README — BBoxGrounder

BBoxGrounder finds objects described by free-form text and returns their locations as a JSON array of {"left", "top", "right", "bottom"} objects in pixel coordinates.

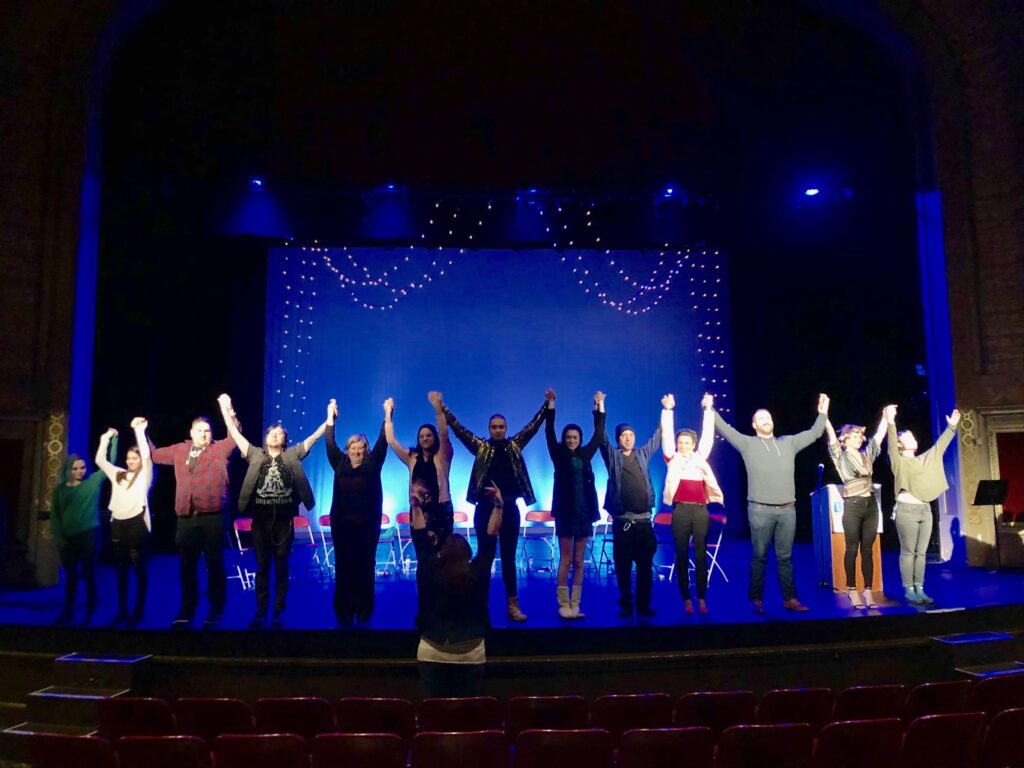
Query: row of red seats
[
  {"left": 93, "top": 676, "right": 1024, "bottom": 744},
  {"left": 30, "top": 709, "right": 1024, "bottom": 768}
]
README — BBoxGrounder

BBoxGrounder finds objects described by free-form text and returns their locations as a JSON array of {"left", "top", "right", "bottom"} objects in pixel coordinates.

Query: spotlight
[
  {"left": 385, "top": 183, "right": 396, "bottom": 190},
  {"left": 804, "top": 188, "right": 820, "bottom": 197},
  {"left": 250, "top": 177, "right": 264, "bottom": 189},
  {"left": 664, "top": 186, "right": 674, "bottom": 197}
]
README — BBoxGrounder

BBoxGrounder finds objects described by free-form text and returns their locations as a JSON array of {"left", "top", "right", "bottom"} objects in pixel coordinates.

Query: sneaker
[
  {"left": 904, "top": 586, "right": 922, "bottom": 604},
  {"left": 751, "top": 600, "right": 765, "bottom": 615},
  {"left": 783, "top": 598, "right": 810, "bottom": 612},
  {"left": 915, "top": 587, "right": 934, "bottom": 604}
]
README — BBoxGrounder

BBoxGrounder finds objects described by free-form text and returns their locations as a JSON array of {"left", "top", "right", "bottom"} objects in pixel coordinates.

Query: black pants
[
  {"left": 419, "top": 661, "right": 484, "bottom": 698},
  {"left": 842, "top": 495, "right": 879, "bottom": 589},
  {"left": 334, "top": 516, "right": 379, "bottom": 622},
  {"left": 672, "top": 502, "right": 709, "bottom": 600},
  {"left": 175, "top": 512, "right": 227, "bottom": 619},
  {"left": 474, "top": 497, "right": 521, "bottom": 598},
  {"left": 612, "top": 518, "right": 657, "bottom": 609},
  {"left": 251, "top": 509, "right": 295, "bottom": 615},
  {"left": 59, "top": 528, "right": 97, "bottom": 619},
  {"left": 111, "top": 513, "right": 149, "bottom": 619}
]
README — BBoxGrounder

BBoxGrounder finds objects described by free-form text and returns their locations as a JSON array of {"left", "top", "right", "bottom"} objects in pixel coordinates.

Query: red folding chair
[
  {"left": 618, "top": 727, "right": 714, "bottom": 768},
  {"left": 174, "top": 697, "right": 254, "bottom": 743},
  {"left": 812, "top": 718, "right": 903, "bottom": 768},
  {"left": 417, "top": 696, "right": 503, "bottom": 732},
  {"left": 515, "top": 728, "right": 613, "bottom": 768},
  {"left": 116, "top": 734, "right": 212, "bottom": 768},
  {"left": 30, "top": 734, "right": 117, "bottom": 768},
  {"left": 832, "top": 684, "right": 907, "bottom": 721},
  {"left": 335, "top": 697, "right": 415, "bottom": 744},
  {"left": 519, "top": 510, "right": 556, "bottom": 572},
  {"left": 901, "top": 712, "right": 986, "bottom": 768},
  {"left": 902, "top": 680, "right": 971, "bottom": 723},
  {"left": 377, "top": 512, "right": 398, "bottom": 575},
  {"left": 254, "top": 696, "right": 335, "bottom": 741},
  {"left": 410, "top": 730, "right": 507, "bottom": 768},
  {"left": 674, "top": 690, "right": 757, "bottom": 734},
  {"left": 311, "top": 732, "right": 406, "bottom": 768},
  {"left": 590, "top": 693, "right": 674, "bottom": 740},
  {"left": 213, "top": 733, "right": 308, "bottom": 768},
  {"left": 717, "top": 723, "right": 814, "bottom": 768},
  {"left": 394, "top": 512, "right": 416, "bottom": 571},
  {"left": 96, "top": 696, "right": 176, "bottom": 741},
  {"left": 967, "top": 673, "right": 1024, "bottom": 720},
  {"left": 229, "top": 517, "right": 255, "bottom": 589},
  {"left": 756, "top": 687, "right": 833, "bottom": 734},
  {"left": 982, "top": 706, "right": 1024, "bottom": 768},
  {"left": 506, "top": 695, "right": 588, "bottom": 738},
  {"left": 318, "top": 514, "right": 334, "bottom": 579}
]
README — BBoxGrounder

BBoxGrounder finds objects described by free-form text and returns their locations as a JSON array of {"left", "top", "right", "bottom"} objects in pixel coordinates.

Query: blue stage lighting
[
  {"left": 250, "top": 177, "right": 264, "bottom": 189},
  {"left": 804, "top": 188, "right": 820, "bottom": 197},
  {"left": 385, "top": 183, "right": 396, "bottom": 190},
  {"left": 664, "top": 186, "right": 674, "bottom": 197}
]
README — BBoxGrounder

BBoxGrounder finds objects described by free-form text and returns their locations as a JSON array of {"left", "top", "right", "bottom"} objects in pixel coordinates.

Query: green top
[
  {"left": 887, "top": 421, "right": 956, "bottom": 503},
  {"left": 50, "top": 472, "right": 105, "bottom": 544}
]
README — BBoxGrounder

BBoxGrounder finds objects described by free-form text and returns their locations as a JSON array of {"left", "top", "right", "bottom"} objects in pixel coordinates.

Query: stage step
[
  {"left": 53, "top": 651, "right": 152, "bottom": 690},
  {"left": 929, "top": 630, "right": 1022, "bottom": 668},
  {"left": 25, "top": 685, "right": 129, "bottom": 728},
  {"left": 955, "top": 661, "right": 1024, "bottom": 679},
  {"left": 0, "top": 721, "right": 98, "bottom": 764}
]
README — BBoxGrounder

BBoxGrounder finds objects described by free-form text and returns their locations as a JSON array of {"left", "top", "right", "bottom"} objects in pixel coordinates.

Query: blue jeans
[{"left": 748, "top": 502, "right": 796, "bottom": 601}]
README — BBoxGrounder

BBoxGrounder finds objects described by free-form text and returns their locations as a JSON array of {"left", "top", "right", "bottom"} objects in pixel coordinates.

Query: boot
[
  {"left": 507, "top": 596, "right": 527, "bottom": 622},
  {"left": 569, "top": 585, "right": 585, "bottom": 619},
  {"left": 556, "top": 586, "right": 574, "bottom": 619}
]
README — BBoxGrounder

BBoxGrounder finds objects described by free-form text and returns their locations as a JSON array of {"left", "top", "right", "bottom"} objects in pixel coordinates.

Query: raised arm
[
  {"left": 95, "top": 428, "right": 120, "bottom": 482},
  {"left": 866, "top": 413, "right": 887, "bottom": 462},
  {"left": 511, "top": 392, "right": 552, "bottom": 449},
  {"left": 130, "top": 419, "right": 152, "bottom": 467},
  {"left": 217, "top": 393, "right": 250, "bottom": 457},
  {"left": 581, "top": 393, "right": 607, "bottom": 460},
  {"left": 148, "top": 433, "right": 176, "bottom": 465},
  {"left": 935, "top": 409, "right": 961, "bottom": 455},
  {"left": 370, "top": 416, "right": 389, "bottom": 467},
  {"left": 884, "top": 405, "right": 900, "bottom": 464},
  {"left": 697, "top": 393, "right": 716, "bottom": 459},
  {"left": 383, "top": 398, "right": 414, "bottom": 466},
  {"left": 661, "top": 394, "right": 676, "bottom": 459},
  {"left": 544, "top": 402, "right": 559, "bottom": 461},
  {"left": 300, "top": 420, "right": 328, "bottom": 455},
  {"left": 325, "top": 399, "right": 343, "bottom": 469},
  {"left": 789, "top": 394, "right": 829, "bottom": 452},
  {"left": 713, "top": 410, "right": 746, "bottom": 450},
  {"left": 440, "top": 399, "right": 485, "bottom": 454},
  {"left": 428, "top": 391, "right": 455, "bottom": 464}
]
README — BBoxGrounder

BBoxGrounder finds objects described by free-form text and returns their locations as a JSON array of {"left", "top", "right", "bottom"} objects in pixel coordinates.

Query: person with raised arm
[
  {"left": 218, "top": 394, "right": 327, "bottom": 628},
  {"left": 824, "top": 412, "right": 888, "bottom": 609},
  {"left": 545, "top": 390, "right": 607, "bottom": 619},
  {"left": 662, "top": 393, "right": 723, "bottom": 615},
  {"left": 383, "top": 392, "right": 455, "bottom": 545},
  {"left": 438, "top": 392, "right": 548, "bottom": 622},
  {"left": 411, "top": 479, "right": 504, "bottom": 697},
  {"left": 95, "top": 418, "right": 153, "bottom": 627},
  {"left": 884, "top": 404, "right": 960, "bottom": 605},
  {"left": 325, "top": 397, "right": 389, "bottom": 625},
  {"left": 148, "top": 407, "right": 237, "bottom": 628},
  {"left": 599, "top": 394, "right": 664, "bottom": 618},
  {"left": 713, "top": 394, "right": 829, "bottom": 613},
  {"left": 50, "top": 441, "right": 111, "bottom": 625}
]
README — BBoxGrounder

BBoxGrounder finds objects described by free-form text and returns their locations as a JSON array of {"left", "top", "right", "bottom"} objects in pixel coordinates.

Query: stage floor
[{"left": 2, "top": 536, "right": 1022, "bottom": 636}]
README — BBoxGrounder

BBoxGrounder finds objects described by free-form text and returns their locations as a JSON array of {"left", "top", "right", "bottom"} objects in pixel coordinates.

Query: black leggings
[
  {"left": 672, "top": 502, "right": 709, "bottom": 599},
  {"left": 474, "top": 498, "right": 521, "bottom": 598},
  {"left": 842, "top": 495, "right": 878, "bottom": 589},
  {"left": 333, "top": 516, "right": 379, "bottom": 621},
  {"left": 59, "top": 528, "right": 97, "bottom": 619},
  {"left": 111, "top": 513, "right": 149, "bottom": 619}
]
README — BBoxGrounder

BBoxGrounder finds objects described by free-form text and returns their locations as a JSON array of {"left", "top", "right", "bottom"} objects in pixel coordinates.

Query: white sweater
[
  {"left": 661, "top": 408, "right": 724, "bottom": 507},
  {"left": 96, "top": 425, "right": 154, "bottom": 531}
]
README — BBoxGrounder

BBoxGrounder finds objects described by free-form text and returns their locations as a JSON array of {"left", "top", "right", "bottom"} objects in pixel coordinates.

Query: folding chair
[
  {"left": 293, "top": 513, "right": 321, "bottom": 578},
  {"left": 394, "top": 511, "right": 416, "bottom": 573},
  {"left": 592, "top": 512, "right": 615, "bottom": 575},
  {"left": 519, "top": 510, "right": 556, "bottom": 572},
  {"left": 229, "top": 517, "right": 255, "bottom": 590},
  {"left": 653, "top": 511, "right": 676, "bottom": 580},
  {"left": 376, "top": 513, "right": 398, "bottom": 576},
  {"left": 317, "top": 514, "right": 334, "bottom": 580},
  {"left": 705, "top": 511, "right": 729, "bottom": 584}
]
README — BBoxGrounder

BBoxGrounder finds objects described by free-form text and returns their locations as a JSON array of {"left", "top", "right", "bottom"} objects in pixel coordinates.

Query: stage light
[
  {"left": 250, "top": 177, "right": 264, "bottom": 189},
  {"left": 804, "top": 188, "right": 820, "bottom": 196},
  {"left": 664, "top": 186, "right": 674, "bottom": 197}
]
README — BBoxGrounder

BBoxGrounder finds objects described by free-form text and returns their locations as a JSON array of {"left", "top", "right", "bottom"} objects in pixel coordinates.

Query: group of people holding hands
[{"left": 49, "top": 387, "right": 959, "bottom": 637}]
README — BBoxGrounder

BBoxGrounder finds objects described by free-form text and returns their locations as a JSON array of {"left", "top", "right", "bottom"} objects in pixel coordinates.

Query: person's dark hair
[
  {"left": 561, "top": 423, "right": 584, "bottom": 444},
  {"left": 263, "top": 422, "right": 289, "bottom": 449},
  {"left": 488, "top": 414, "right": 507, "bottom": 425},
  {"left": 675, "top": 428, "right": 698, "bottom": 444},
  {"left": 438, "top": 533, "right": 473, "bottom": 591},
  {"left": 411, "top": 423, "right": 440, "bottom": 460},
  {"left": 116, "top": 446, "right": 143, "bottom": 484}
]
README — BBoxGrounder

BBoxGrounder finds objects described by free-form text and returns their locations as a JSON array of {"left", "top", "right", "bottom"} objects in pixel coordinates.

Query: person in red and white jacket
[{"left": 661, "top": 393, "right": 723, "bottom": 615}]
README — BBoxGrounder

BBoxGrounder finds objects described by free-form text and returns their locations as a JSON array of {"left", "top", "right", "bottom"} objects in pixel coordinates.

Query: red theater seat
[
  {"left": 902, "top": 680, "right": 971, "bottom": 723},
  {"left": 311, "top": 732, "right": 407, "bottom": 768},
  {"left": 335, "top": 697, "right": 415, "bottom": 743},
  {"left": 812, "top": 718, "right": 903, "bottom": 768},
  {"left": 417, "top": 696, "right": 503, "bottom": 732},
  {"left": 96, "top": 695, "right": 176, "bottom": 741},
  {"left": 618, "top": 726, "right": 714, "bottom": 768},
  {"left": 174, "top": 697, "right": 254, "bottom": 742},
  {"left": 116, "top": 734, "right": 212, "bottom": 768},
  {"left": 756, "top": 687, "right": 833, "bottom": 733},
  {"left": 30, "top": 734, "right": 117, "bottom": 768},
  {"left": 674, "top": 690, "right": 757, "bottom": 734},
  {"left": 506, "top": 695, "right": 589, "bottom": 737},
  {"left": 832, "top": 684, "right": 906, "bottom": 721},
  {"left": 717, "top": 723, "right": 814, "bottom": 768},
  {"left": 410, "top": 729, "right": 507, "bottom": 768},
  {"left": 901, "top": 712, "right": 986, "bottom": 768},
  {"left": 515, "top": 728, "right": 614, "bottom": 768},
  {"left": 254, "top": 696, "right": 335, "bottom": 741},
  {"left": 982, "top": 707, "right": 1024, "bottom": 768},
  {"left": 213, "top": 733, "right": 308, "bottom": 768},
  {"left": 590, "top": 693, "right": 674, "bottom": 740},
  {"left": 967, "top": 673, "right": 1024, "bottom": 719}
]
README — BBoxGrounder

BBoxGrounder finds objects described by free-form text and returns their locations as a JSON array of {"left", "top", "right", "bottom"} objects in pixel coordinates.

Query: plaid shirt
[{"left": 150, "top": 437, "right": 236, "bottom": 516}]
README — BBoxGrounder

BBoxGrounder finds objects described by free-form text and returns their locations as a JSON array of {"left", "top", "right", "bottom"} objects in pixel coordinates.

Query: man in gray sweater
[{"left": 714, "top": 394, "right": 829, "bottom": 613}]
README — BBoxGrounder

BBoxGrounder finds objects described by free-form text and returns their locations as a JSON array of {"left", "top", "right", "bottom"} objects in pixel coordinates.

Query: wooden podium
[{"left": 811, "top": 484, "right": 884, "bottom": 592}]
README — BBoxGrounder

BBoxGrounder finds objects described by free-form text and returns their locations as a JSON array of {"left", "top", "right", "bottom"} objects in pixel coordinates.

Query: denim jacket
[{"left": 443, "top": 402, "right": 547, "bottom": 505}]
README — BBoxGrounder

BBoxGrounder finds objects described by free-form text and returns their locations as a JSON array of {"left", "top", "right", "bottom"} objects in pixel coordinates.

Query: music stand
[{"left": 973, "top": 480, "right": 1009, "bottom": 570}]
